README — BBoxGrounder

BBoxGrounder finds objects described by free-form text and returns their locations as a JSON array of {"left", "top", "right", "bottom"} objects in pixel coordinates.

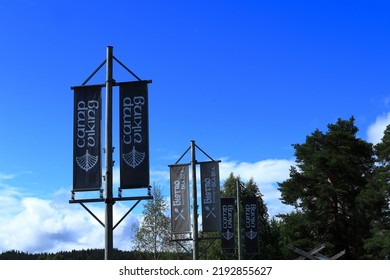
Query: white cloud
[
  {"left": 219, "top": 158, "right": 294, "bottom": 184},
  {"left": 0, "top": 187, "right": 138, "bottom": 254},
  {"left": 219, "top": 159, "right": 295, "bottom": 217},
  {"left": 0, "top": 172, "right": 16, "bottom": 180},
  {"left": 367, "top": 112, "right": 390, "bottom": 144},
  {"left": 151, "top": 169, "right": 170, "bottom": 184},
  {"left": 0, "top": 180, "right": 25, "bottom": 217}
]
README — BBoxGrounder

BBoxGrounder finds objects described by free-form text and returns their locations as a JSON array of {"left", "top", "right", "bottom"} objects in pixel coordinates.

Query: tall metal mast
[
  {"left": 237, "top": 180, "right": 242, "bottom": 260},
  {"left": 105, "top": 46, "right": 114, "bottom": 260},
  {"left": 191, "top": 140, "right": 199, "bottom": 260}
]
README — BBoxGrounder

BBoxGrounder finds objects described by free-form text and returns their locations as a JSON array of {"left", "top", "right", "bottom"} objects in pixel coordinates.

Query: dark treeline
[{"left": 0, "top": 249, "right": 191, "bottom": 260}]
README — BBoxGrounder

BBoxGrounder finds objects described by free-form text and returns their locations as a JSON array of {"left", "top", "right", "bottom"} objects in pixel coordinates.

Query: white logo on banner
[
  {"left": 246, "top": 229, "right": 258, "bottom": 240},
  {"left": 222, "top": 203, "right": 234, "bottom": 240},
  {"left": 122, "top": 95, "right": 146, "bottom": 169},
  {"left": 245, "top": 203, "right": 257, "bottom": 240},
  {"left": 76, "top": 150, "right": 98, "bottom": 172},
  {"left": 205, "top": 205, "right": 216, "bottom": 219},
  {"left": 122, "top": 146, "right": 145, "bottom": 168},
  {"left": 222, "top": 230, "right": 234, "bottom": 240},
  {"left": 174, "top": 208, "right": 186, "bottom": 221},
  {"left": 75, "top": 98, "right": 99, "bottom": 173}
]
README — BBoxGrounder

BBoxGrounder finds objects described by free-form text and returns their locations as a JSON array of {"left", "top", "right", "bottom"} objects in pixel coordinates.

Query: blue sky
[{"left": 1, "top": 0, "right": 390, "bottom": 253}]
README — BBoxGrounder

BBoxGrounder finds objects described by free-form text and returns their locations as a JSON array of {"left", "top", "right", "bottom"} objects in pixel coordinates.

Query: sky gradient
[{"left": 1, "top": 0, "right": 390, "bottom": 253}]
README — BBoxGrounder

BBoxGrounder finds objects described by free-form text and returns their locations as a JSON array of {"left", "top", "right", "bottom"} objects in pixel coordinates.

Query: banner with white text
[
  {"left": 119, "top": 81, "right": 150, "bottom": 189},
  {"left": 243, "top": 196, "right": 259, "bottom": 251},
  {"left": 169, "top": 164, "right": 191, "bottom": 234},
  {"left": 200, "top": 161, "right": 221, "bottom": 232},
  {"left": 220, "top": 197, "right": 235, "bottom": 249},
  {"left": 73, "top": 86, "right": 102, "bottom": 191}
]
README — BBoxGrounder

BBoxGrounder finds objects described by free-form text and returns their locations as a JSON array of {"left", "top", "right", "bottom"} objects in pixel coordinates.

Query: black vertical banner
[
  {"left": 243, "top": 197, "right": 259, "bottom": 251},
  {"left": 200, "top": 161, "right": 221, "bottom": 232},
  {"left": 119, "top": 81, "right": 150, "bottom": 189},
  {"left": 73, "top": 86, "right": 102, "bottom": 191},
  {"left": 221, "top": 197, "right": 235, "bottom": 249},
  {"left": 170, "top": 164, "right": 191, "bottom": 234}
]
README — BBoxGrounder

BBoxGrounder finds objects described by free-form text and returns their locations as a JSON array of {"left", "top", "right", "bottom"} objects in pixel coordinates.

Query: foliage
[
  {"left": 362, "top": 124, "right": 390, "bottom": 259},
  {"left": 278, "top": 117, "right": 378, "bottom": 259},
  {"left": 131, "top": 185, "right": 172, "bottom": 259}
]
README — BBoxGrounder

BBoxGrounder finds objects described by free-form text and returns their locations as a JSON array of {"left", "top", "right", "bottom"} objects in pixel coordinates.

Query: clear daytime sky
[{"left": 1, "top": 0, "right": 390, "bottom": 253}]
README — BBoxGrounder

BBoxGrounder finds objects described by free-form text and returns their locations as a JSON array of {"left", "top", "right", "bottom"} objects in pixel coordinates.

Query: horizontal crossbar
[{"left": 69, "top": 195, "right": 153, "bottom": 204}]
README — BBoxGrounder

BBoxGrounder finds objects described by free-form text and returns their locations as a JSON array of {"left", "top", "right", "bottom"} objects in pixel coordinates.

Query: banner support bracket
[
  {"left": 80, "top": 202, "right": 105, "bottom": 228},
  {"left": 113, "top": 199, "right": 141, "bottom": 230},
  {"left": 82, "top": 59, "right": 106, "bottom": 86}
]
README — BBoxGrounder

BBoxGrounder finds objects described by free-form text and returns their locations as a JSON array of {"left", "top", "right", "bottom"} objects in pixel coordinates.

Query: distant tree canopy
[{"left": 0, "top": 249, "right": 190, "bottom": 260}]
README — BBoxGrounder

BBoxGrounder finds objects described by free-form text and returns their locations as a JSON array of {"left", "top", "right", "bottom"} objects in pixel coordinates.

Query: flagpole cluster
[
  {"left": 70, "top": 46, "right": 153, "bottom": 260},
  {"left": 170, "top": 140, "right": 221, "bottom": 260}
]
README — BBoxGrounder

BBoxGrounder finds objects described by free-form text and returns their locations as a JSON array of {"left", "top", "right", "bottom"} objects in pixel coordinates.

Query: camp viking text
[
  {"left": 173, "top": 168, "right": 186, "bottom": 206},
  {"left": 123, "top": 96, "right": 145, "bottom": 145},
  {"left": 245, "top": 204, "right": 256, "bottom": 229},
  {"left": 76, "top": 100, "right": 99, "bottom": 148},
  {"left": 222, "top": 204, "right": 234, "bottom": 230},
  {"left": 203, "top": 166, "right": 217, "bottom": 204}
]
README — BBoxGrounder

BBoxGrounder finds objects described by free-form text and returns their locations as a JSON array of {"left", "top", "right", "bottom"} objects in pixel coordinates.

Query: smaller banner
[
  {"left": 73, "top": 86, "right": 102, "bottom": 191},
  {"left": 220, "top": 197, "right": 235, "bottom": 249},
  {"left": 243, "top": 197, "right": 259, "bottom": 251},
  {"left": 200, "top": 161, "right": 221, "bottom": 232},
  {"left": 119, "top": 81, "right": 150, "bottom": 189},
  {"left": 170, "top": 164, "right": 191, "bottom": 234}
]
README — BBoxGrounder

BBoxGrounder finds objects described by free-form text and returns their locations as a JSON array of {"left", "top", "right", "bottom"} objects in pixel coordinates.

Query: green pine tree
[
  {"left": 278, "top": 117, "right": 376, "bottom": 259},
  {"left": 362, "top": 124, "right": 390, "bottom": 259}
]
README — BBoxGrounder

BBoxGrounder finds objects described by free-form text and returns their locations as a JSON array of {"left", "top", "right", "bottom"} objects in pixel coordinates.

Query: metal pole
[
  {"left": 105, "top": 46, "right": 114, "bottom": 260},
  {"left": 237, "top": 180, "right": 242, "bottom": 260},
  {"left": 191, "top": 140, "right": 199, "bottom": 260}
]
